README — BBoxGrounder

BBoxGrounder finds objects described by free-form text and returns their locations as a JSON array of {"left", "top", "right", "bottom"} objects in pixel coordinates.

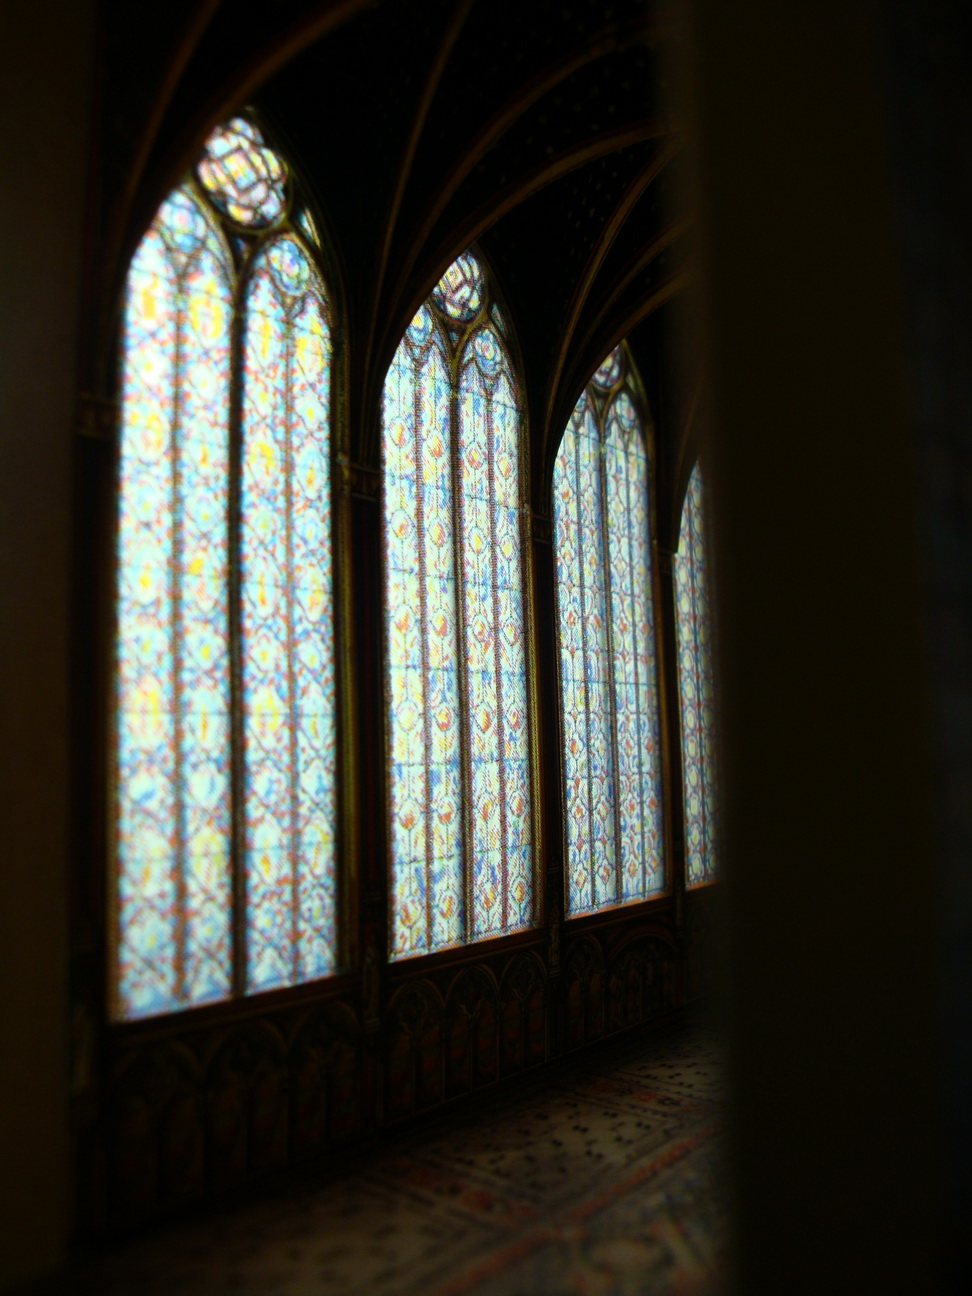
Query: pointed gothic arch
[
  {"left": 381, "top": 248, "right": 539, "bottom": 959},
  {"left": 552, "top": 342, "right": 666, "bottom": 914},
  {"left": 113, "top": 116, "right": 345, "bottom": 1019}
]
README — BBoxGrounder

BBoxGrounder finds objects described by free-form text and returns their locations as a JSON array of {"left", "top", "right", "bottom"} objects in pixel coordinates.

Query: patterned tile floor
[{"left": 70, "top": 1021, "right": 726, "bottom": 1296}]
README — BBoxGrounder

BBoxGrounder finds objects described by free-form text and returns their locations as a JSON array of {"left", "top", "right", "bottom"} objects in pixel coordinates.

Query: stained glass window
[
  {"left": 383, "top": 249, "right": 536, "bottom": 959},
  {"left": 674, "top": 464, "right": 718, "bottom": 886},
  {"left": 553, "top": 344, "right": 665, "bottom": 915},
  {"left": 114, "top": 117, "right": 339, "bottom": 1020}
]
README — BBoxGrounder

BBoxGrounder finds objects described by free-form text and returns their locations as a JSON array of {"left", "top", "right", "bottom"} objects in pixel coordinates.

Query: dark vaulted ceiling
[{"left": 92, "top": 0, "right": 695, "bottom": 540}]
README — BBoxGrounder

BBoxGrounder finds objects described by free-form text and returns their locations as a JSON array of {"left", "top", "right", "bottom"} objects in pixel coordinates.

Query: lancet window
[
  {"left": 382, "top": 251, "right": 537, "bottom": 959},
  {"left": 553, "top": 344, "right": 666, "bottom": 914},
  {"left": 113, "top": 117, "right": 339, "bottom": 1019},
  {"left": 674, "top": 463, "right": 718, "bottom": 886}
]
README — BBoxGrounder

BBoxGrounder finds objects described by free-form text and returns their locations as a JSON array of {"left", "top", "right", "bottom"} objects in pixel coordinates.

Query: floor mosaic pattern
[{"left": 70, "top": 1022, "right": 726, "bottom": 1295}]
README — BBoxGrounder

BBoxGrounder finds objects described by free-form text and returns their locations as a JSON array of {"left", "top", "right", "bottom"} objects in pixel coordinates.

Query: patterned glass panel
[
  {"left": 431, "top": 251, "right": 483, "bottom": 321},
  {"left": 383, "top": 251, "right": 535, "bottom": 959},
  {"left": 553, "top": 397, "right": 616, "bottom": 913},
  {"left": 115, "top": 118, "right": 339, "bottom": 1020},
  {"left": 116, "top": 187, "right": 234, "bottom": 1018},
  {"left": 458, "top": 331, "right": 533, "bottom": 938},
  {"left": 384, "top": 308, "right": 463, "bottom": 958},
  {"left": 674, "top": 464, "right": 718, "bottom": 886},
  {"left": 605, "top": 391, "right": 664, "bottom": 901},
  {"left": 197, "top": 118, "right": 288, "bottom": 227},
  {"left": 241, "top": 236, "right": 337, "bottom": 991},
  {"left": 553, "top": 345, "right": 666, "bottom": 916},
  {"left": 591, "top": 348, "right": 623, "bottom": 390}
]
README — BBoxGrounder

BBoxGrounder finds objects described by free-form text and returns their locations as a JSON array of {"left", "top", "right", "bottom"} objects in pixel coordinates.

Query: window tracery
[
  {"left": 114, "top": 117, "right": 339, "bottom": 1020},
  {"left": 382, "top": 250, "right": 536, "bottom": 959},
  {"left": 553, "top": 344, "right": 666, "bottom": 914}
]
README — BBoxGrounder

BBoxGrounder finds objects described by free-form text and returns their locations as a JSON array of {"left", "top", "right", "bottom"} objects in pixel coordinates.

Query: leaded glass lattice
[
  {"left": 674, "top": 464, "right": 718, "bottom": 886},
  {"left": 241, "top": 236, "right": 337, "bottom": 992},
  {"left": 197, "top": 118, "right": 288, "bottom": 227},
  {"left": 553, "top": 345, "right": 665, "bottom": 915},
  {"left": 382, "top": 250, "right": 536, "bottom": 959},
  {"left": 114, "top": 119, "right": 339, "bottom": 1020}
]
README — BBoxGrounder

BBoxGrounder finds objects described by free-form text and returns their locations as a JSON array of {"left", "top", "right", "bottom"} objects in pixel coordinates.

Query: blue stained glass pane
[
  {"left": 605, "top": 397, "right": 664, "bottom": 900},
  {"left": 553, "top": 398, "right": 616, "bottom": 913},
  {"left": 384, "top": 311, "right": 464, "bottom": 958},
  {"left": 241, "top": 235, "right": 338, "bottom": 992},
  {"left": 197, "top": 117, "right": 287, "bottom": 228},
  {"left": 432, "top": 251, "right": 484, "bottom": 321},
  {"left": 458, "top": 355, "right": 533, "bottom": 939},
  {"left": 116, "top": 185, "right": 234, "bottom": 1019}
]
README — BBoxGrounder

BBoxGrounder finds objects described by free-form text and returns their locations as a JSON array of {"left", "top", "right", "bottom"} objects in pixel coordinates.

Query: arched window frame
[
  {"left": 109, "top": 113, "right": 354, "bottom": 1021},
  {"left": 552, "top": 341, "right": 669, "bottom": 917},
  {"left": 380, "top": 247, "right": 543, "bottom": 962}
]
